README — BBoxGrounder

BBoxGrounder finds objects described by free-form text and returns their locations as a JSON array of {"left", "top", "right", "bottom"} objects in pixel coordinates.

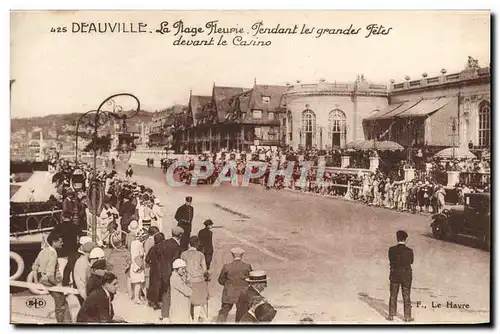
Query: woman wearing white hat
[
  {"left": 129, "top": 228, "right": 148, "bottom": 304},
  {"left": 169, "top": 259, "right": 193, "bottom": 324}
]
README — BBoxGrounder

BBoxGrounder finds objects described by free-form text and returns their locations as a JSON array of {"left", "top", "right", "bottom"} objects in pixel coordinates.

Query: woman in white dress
[{"left": 130, "top": 228, "right": 148, "bottom": 304}]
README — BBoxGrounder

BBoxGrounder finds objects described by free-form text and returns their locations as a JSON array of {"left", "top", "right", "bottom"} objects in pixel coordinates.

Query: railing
[{"left": 10, "top": 210, "right": 62, "bottom": 237}]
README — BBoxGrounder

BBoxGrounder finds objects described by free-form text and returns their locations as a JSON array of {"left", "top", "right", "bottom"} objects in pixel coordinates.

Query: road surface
[
  {"left": 10, "top": 161, "right": 490, "bottom": 324},
  {"left": 115, "top": 162, "right": 490, "bottom": 324}
]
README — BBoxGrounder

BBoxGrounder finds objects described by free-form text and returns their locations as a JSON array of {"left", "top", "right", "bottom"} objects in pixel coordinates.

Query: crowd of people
[
  {"left": 26, "top": 143, "right": 490, "bottom": 324},
  {"left": 159, "top": 146, "right": 489, "bottom": 214},
  {"left": 30, "top": 157, "right": 276, "bottom": 324}
]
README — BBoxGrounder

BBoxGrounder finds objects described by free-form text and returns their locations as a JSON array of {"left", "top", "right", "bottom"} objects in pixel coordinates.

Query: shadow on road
[
  {"left": 420, "top": 232, "right": 490, "bottom": 252},
  {"left": 357, "top": 292, "right": 403, "bottom": 321}
]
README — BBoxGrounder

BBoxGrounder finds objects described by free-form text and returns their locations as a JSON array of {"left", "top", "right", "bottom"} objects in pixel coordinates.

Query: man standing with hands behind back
[
  {"left": 175, "top": 196, "right": 194, "bottom": 251},
  {"left": 387, "top": 230, "right": 414, "bottom": 322}
]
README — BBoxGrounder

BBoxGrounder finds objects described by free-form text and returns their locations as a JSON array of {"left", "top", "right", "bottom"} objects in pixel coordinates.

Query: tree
[{"left": 83, "top": 134, "right": 112, "bottom": 153}]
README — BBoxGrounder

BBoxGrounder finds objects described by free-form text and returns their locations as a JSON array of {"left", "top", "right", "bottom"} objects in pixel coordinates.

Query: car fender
[{"left": 430, "top": 213, "right": 449, "bottom": 227}]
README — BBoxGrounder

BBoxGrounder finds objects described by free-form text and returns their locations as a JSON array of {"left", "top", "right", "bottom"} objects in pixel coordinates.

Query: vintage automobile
[{"left": 430, "top": 192, "right": 491, "bottom": 248}]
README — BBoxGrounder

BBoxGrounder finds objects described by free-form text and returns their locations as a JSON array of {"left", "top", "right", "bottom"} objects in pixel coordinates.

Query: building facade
[
  {"left": 169, "top": 84, "right": 288, "bottom": 153},
  {"left": 281, "top": 78, "right": 389, "bottom": 150},
  {"left": 365, "top": 59, "right": 491, "bottom": 151},
  {"left": 149, "top": 57, "right": 490, "bottom": 154}
]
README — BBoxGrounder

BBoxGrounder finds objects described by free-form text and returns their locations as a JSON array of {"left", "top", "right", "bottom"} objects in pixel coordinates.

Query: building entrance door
[
  {"left": 305, "top": 133, "right": 313, "bottom": 148},
  {"left": 331, "top": 133, "right": 341, "bottom": 147}
]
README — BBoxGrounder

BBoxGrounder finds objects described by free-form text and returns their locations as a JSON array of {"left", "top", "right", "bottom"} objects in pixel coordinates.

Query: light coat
[{"left": 169, "top": 271, "right": 192, "bottom": 323}]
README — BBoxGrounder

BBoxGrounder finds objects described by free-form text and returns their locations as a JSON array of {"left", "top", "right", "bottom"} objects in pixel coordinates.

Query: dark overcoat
[{"left": 217, "top": 260, "right": 252, "bottom": 304}]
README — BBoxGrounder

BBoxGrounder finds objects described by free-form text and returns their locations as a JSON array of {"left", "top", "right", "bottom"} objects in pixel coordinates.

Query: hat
[
  {"left": 91, "top": 258, "right": 108, "bottom": 270},
  {"left": 79, "top": 236, "right": 92, "bottom": 245},
  {"left": 231, "top": 247, "right": 245, "bottom": 257},
  {"left": 154, "top": 198, "right": 161, "bottom": 205},
  {"left": 89, "top": 247, "right": 105, "bottom": 259},
  {"left": 80, "top": 241, "right": 96, "bottom": 254},
  {"left": 172, "top": 259, "right": 187, "bottom": 269},
  {"left": 245, "top": 270, "right": 268, "bottom": 283},
  {"left": 134, "top": 187, "right": 141, "bottom": 192},
  {"left": 128, "top": 220, "right": 139, "bottom": 232},
  {"left": 172, "top": 226, "right": 184, "bottom": 237},
  {"left": 203, "top": 219, "right": 214, "bottom": 226}
]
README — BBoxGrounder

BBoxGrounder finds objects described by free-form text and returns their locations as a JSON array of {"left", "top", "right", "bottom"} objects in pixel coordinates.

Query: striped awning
[{"left": 365, "top": 97, "right": 454, "bottom": 120}]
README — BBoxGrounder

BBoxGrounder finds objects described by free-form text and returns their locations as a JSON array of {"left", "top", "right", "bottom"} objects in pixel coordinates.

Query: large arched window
[
  {"left": 328, "top": 109, "right": 346, "bottom": 148},
  {"left": 301, "top": 109, "right": 316, "bottom": 148},
  {"left": 478, "top": 101, "right": 490, "bottom": 147}
]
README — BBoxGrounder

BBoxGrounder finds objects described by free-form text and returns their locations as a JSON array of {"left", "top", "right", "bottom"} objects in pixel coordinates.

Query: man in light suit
[
  {"left": 216, "top": 247, "right": 252, "bottom": 323},
  {"left": 387, "top": 230, "right": 414, "bottom": 322}
]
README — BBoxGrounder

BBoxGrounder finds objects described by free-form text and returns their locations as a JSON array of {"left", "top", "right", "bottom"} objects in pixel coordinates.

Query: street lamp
[{"left": 75, "top": 93, "right": 140, "bottom": 242}]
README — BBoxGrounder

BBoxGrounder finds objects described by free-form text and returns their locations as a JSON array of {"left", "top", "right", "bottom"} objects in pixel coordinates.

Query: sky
[{"left": 10, "top": 10, "right": 490, "bottom": 118}]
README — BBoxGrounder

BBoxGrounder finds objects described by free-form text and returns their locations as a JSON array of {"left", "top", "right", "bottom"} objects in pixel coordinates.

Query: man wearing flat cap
[
  {"left": 175, "top": 196, "right": 194, "bottom": 251},
  {"left": 236, "top": 270, "right": 269, "bottom": 322},
  {"left": 387, "top": 230, "right": 414, "bottom": 322},
  {"left": 158, "top": 226, "right": 183, "bottom": 321},
  {"left": 216, "top": 247, "right": 253, "bottom": 323}
]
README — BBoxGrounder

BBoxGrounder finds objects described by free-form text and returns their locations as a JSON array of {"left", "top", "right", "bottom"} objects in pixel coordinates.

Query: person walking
[
  {"left": 159, "top": 227, "right": 183, "bottom": 322},
  {"left": 125, "top": 165, "right": 134, "bottom": 180},
  {"left": 169, "top": 259, "right": 193, "bottom": 324},
  {"left": 31, "top": 231, "right": 72, "bottom": 323},
  {"left": 198, "top": 219, "right": 214, "bottom": 270},
  {"left": 145, "top": 232, "right": 165, "bottom": 310},
  {"left": 216, "top": 248, "right": 252, "bottom": 323},
  {"left": 130, "top": 228, "right": 148, "bottom": 304},
  {"left": 144, "top": 226, "right": 159, "bottom": 306},
  {"left": 71, "top": 241, "right": 96, "bottom": 305},
  {"left": 181, "top": 236, "right": 209, "bottom": 322},
  {"left": 236, "top": 270, "right": 268, "bottom": 322},
  {"left": 387, "top": 230, "right": 414, "bottom": 322},
  {"left": 175, "top": 196, "right": 194, "bottom": 251}
]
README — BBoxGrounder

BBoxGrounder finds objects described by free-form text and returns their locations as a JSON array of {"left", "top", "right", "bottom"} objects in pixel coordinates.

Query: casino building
[{"left": 149, "top": 57, "right": 490, "bottom": 153}]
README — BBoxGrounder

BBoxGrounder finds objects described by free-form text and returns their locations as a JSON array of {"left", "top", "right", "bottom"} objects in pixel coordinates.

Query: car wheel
[{"left": 432, "top": 221, "right": 447, "bottom": 240}]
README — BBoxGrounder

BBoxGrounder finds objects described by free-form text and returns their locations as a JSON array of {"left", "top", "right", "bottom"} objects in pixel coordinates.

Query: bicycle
[{"left": 82, "top": 218, "right": 128, "bottom": 250}]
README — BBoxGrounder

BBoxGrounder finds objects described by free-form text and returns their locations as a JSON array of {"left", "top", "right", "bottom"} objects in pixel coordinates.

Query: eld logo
[{"left": 25, "top": 297, "right": 46, "bottom": 309}]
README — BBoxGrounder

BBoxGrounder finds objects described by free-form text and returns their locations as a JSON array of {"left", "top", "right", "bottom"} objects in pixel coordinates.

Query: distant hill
[{"left": 11, "top": 110, "right": 155, "bottom": 136}]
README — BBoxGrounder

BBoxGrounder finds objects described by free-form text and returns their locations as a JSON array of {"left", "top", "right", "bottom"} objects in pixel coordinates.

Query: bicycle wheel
[{"left": 109, "top": 230, "right": 128, "bottom": 250}]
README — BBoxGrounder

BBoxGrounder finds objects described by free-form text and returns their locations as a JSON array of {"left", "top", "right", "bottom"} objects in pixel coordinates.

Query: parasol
[
  {"left": 434, "top": 147, "right": 477, "bottom": 159},
  {"left": 345, "top": 140, "right": 404, "bottom": 151}
]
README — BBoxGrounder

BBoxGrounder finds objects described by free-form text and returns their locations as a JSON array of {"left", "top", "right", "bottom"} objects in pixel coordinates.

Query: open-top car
[{"left": 430, "top": 192, "right": 491, "bottom": 249}]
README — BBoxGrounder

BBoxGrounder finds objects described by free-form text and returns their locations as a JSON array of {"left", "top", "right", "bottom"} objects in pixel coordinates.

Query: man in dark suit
[
  {"left": 236, "top": 270, "right": 268, "bottom": 322},
  {"left": 198, "top": 219, "right": 214, "bottom": 270},
  {"left": 216, "top": 247, "right": 253, "bottom": 323},
  {"left": 175, "top": 196, "right": 194, "bottom": 251},
  {"left": 119, "top": 195, "right": 136, "bottom": 245},
  {"left": 52, "top": 212, "right": 83, "bottom": 258},
  {"left": 159, "top": 226, "right": 183, "bottom": 321},
  {"left": 77, "top": 272, "right": 125, "bottom": 323},
  {"left": 387, "top": 230, "right": 414, "bottom": 322}
]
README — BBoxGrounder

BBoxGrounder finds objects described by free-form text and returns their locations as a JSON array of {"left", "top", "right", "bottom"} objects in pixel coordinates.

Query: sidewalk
[{"left": 10, "top": 291, "right": 162, "bottom": 324}]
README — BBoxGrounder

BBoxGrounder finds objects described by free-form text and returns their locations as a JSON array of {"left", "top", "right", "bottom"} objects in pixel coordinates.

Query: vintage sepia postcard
[{"left": 9, "top": 10, "right": 491, "bottom": 325}]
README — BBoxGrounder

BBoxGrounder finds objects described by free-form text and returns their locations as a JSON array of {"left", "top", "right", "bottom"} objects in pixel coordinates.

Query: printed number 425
[{"left": 50, "top": 27, "right": 67, "bottom": 33}]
